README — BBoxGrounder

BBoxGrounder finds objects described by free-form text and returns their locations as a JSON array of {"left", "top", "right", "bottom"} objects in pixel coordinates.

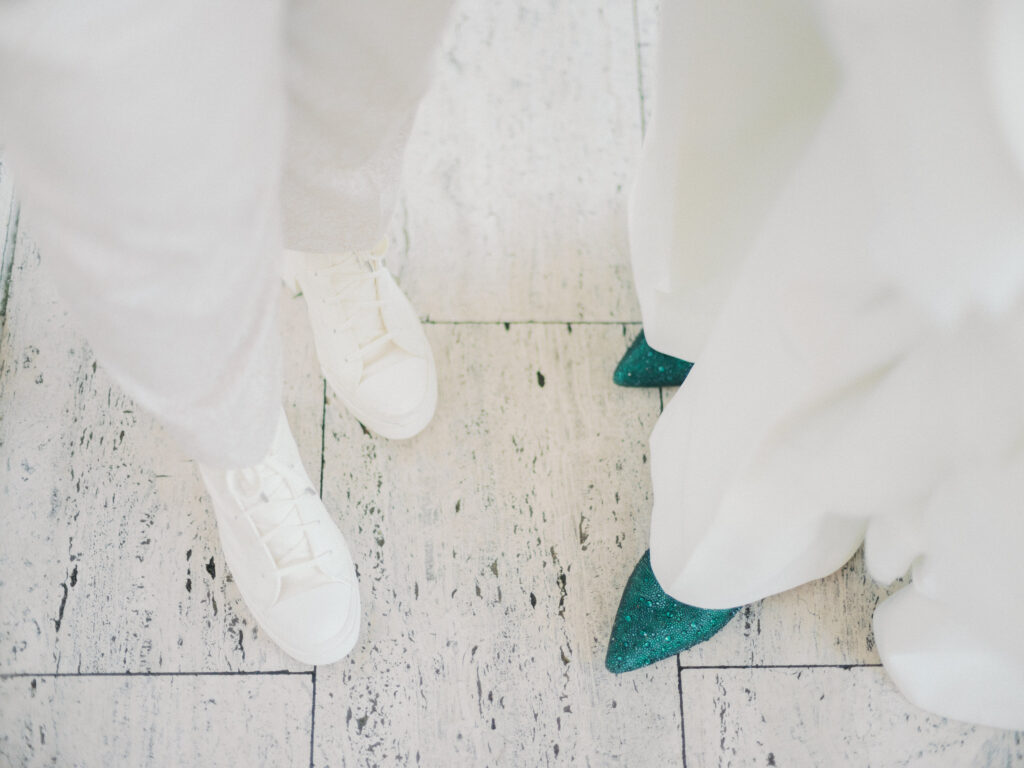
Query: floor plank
[
  {"left": 680, "top": 666, "right": 1024, "bottom": 768},
  {"left": 390, "top": 0, "right": 644, "bottom": 322},
  {"left": 313, "top": 324, "right": 682, "bottom": 767},
  {"left": 0, "top": 673, "right": 313, "bottom": 767}
]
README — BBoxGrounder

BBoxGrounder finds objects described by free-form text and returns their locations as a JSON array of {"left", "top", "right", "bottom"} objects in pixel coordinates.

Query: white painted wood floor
[{"left": 1, "top": 2, "right": 1022, "bottom": 766}]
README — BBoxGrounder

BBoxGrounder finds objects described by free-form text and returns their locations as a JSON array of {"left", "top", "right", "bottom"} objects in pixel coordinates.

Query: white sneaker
[
  {"left": 198, "top": 410, "right": 360, "bottom": 665},
  {"left": 283, "top": 240, "right": 437, "bottom": 439}
]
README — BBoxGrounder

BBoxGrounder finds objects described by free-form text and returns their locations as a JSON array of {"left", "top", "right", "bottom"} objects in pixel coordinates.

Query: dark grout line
[
  {"left": 308, "top": 666, "right": 318, "bottom": 768},
  {"left": 679, "top": 663, "right": 885, "bottom": 671},
  {"left": 0, "top": 190, "right": 20, "bottom": 327},
  {"left": 677, "top": 657, "right": 688, "bottom": 768},
  {"left": 421, "top": 319, "right": 642, "bottom": 326},
  {"left": 631, "top": 0, "right": 647, "bottom": 138},
  {"left": 318, "top": 378, "right": 327, "bottom": 498},
  {"left": 0, "top": 670, "right": 313, "bottom": 679}
]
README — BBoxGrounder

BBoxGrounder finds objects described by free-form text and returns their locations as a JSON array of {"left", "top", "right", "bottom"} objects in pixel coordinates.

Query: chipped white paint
[
  {"left": 0, "top": 673, "right": 312, "bottom": 766},
  {"left": 680, "top": 667, "right": 1024, "bottom": 768}
]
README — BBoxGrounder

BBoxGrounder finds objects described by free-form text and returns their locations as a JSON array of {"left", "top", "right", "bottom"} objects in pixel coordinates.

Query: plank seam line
[
  {"left": 0, "top": 191, "right": 20, "bottom": 324},
  {"left": 318, "top": 378, "right": 327, "bottom": 497},
  {"left": 631, "top": 0, "right": 647, "bottom": 138},
  {"left": 679, "top": 663, "right": 885, "bottom": 671},
  {"left": 421, "top": 320, "right": 642, "bottom": 325},
  {"left": 677, "top": 657, "right": 688, "bottom": 768},
  {"left": 308, "top": 666, "right": 318, "bottom": 768},
  {"left": 0, "top": 670, "right": 313, "bottom": 678}
]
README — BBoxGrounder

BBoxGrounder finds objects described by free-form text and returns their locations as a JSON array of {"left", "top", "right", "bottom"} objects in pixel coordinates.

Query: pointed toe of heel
[
  {"left": 606, "top": 550, "right": 740, "bottom": 673},
  {"left": 613, "top": 330, "right": 694, "bottom": 388}
]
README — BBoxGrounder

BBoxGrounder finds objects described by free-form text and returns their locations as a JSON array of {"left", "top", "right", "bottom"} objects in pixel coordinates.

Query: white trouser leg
[
  {"left": 628, "top": 0, "right": 837, "bottom": 362},
  {"left": 870, "top": 456, "right": 1024, "bottom": 730},
  {"left": 0, "top": 0, "right": 452, "bottom": 465},
  {"left": 0, "top": 0, "right": 288, "bottom": 468},
  {"left": 638, "top": 0, "right": 1024, "bottom": 729},
  {"left": 282, "top": 0, "right": 454, "bottom": 254}
]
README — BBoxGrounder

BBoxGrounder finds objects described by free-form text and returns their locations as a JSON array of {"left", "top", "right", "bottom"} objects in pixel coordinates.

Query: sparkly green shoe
[
  {"left": 605, "top": 550, "right": 739, "bottom": 673},
  {"left": 613, "top": 330, "right": 693, "bottom": 387}
]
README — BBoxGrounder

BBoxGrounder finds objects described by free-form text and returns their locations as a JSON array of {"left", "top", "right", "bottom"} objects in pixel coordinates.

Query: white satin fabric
[
  {"left": 632, "top": 0, "right": 1024, "bottom": 729},
  {"left": 0, "top": 0, "right": 451, "bottom": 467}
]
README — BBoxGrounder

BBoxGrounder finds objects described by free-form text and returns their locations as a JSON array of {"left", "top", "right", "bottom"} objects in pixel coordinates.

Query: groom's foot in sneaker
[
  {"left": 283, "top": 240, "right": 437, "bottom": 439},
  {"left": 199, "top": 410, "right": 360, "bottom": 665}
]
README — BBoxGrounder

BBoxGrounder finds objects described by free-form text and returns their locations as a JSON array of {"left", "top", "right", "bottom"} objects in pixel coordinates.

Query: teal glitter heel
[
  {"left": 613, "top": 330, "right": 693, "bottom": 388},
  {"left": 606, "top": 550, "right": 739, "bottom": 673}
]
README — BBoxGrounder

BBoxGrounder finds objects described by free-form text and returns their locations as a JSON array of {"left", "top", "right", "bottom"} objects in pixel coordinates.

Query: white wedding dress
[{"left": 631, "top": 0, "right": 1024, "bottom": 729}]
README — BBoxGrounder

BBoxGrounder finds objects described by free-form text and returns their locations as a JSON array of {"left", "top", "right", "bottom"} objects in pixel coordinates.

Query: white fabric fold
[{"left": 635, "top": 0, "right": 1024, "bottom": 729}]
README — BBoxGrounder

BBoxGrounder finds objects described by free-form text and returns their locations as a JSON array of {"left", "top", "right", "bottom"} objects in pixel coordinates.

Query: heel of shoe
[{"left": 281, "top": 250, "right": 305, "bottom": 293}]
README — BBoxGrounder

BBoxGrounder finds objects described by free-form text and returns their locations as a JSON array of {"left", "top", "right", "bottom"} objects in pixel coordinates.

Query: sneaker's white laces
[
  {"left": 316, "top": 255, "right": 407, "bottom": 376},
  {"left": 226, "top": 457, "right": 339, "bottom": 581}
]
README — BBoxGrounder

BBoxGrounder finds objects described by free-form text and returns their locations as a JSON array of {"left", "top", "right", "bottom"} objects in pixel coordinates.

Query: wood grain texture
[
  {"left": 0, "top": 234, "right": 323, "bottom": 674},
  {"left": 680, "top": 667, "right": 1024, "bottom": 768},
  {"left": 0, "top": 673, "right": 313, "bottom": 767},
  {"left": 388, "top": 0, "right": 644, "bottom": 322},
  {"left": 313, "top": 324, "right": 681, "bottom": 767}
]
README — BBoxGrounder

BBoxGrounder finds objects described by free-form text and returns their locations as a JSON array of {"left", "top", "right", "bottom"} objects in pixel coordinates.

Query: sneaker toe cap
[
  {"left": 357, "top": 355, "right": 431, "bottom": 417},
  {"left": 264, "top": 580, "right": 360, "bottom": 662}
]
